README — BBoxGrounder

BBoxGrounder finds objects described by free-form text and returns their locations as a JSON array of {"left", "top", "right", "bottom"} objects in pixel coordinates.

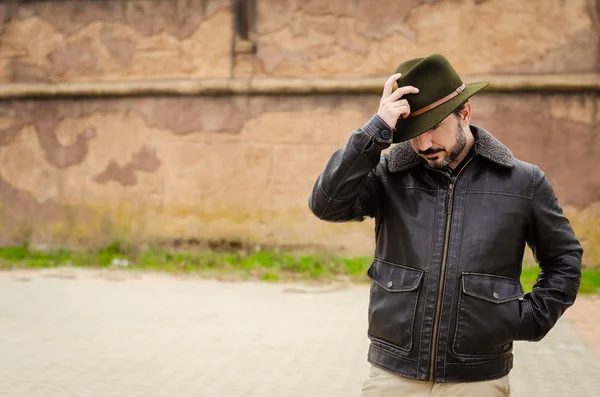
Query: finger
[
  {"left": 391, "top": 101, "right": 412, "bottom": 118},
  {"left": 382, "top": 73, "right": 403, "bottom": 98},
  {"left": 396, "top": 106, "right": 410, "bottom": 116},
  {"left": 387, "top": 106, "right": 410, "bottom": 120},
  {"left": 399, "top": 106, "right": 411, "bottom": 119},
  {"left": 390, "top": 99, "right": 410, "bottom": 109},
  {"left": 387, "top": 85, "right": 420, "bottom": 102}
]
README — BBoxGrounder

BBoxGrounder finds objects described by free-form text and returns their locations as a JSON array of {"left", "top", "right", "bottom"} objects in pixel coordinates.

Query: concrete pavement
[{"left": 1, "top": 268, "right": 599, "bottom": 397}]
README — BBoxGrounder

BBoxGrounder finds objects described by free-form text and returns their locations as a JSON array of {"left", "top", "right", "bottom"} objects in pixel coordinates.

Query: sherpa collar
[{"left": 387, "top": 125, "right": 514, "bottom": 173}]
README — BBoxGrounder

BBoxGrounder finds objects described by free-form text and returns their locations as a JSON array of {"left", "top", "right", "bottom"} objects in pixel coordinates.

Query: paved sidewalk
[
  {"left": 1, "top": 268, "right": 599, "bottom": 397},
  {"left": 565, "top": 294, "right": 600, "bottom": 358}
]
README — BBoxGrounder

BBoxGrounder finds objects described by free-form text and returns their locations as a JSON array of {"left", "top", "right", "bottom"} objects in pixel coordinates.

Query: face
[{"left": 410, "top": 113, "right": 467, "bottom": 169}]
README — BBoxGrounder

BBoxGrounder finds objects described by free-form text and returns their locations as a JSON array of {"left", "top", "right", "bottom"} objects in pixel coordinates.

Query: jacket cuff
[
  {"left": 516, "top": 298, "right": 536, "bottom": 341},
  {"left": 362, "top": 115, "right": 394, "bottom": 146}
]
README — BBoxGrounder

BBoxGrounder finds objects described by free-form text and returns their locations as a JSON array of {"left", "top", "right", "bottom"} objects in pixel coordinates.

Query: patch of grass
[
  {"left": 520, "top": 266, "right": 600, "bottom": 294},
  {"left": 1, "top": 243, "right": 599, "bottom": 293},
  {"left": 576, "top": 269, "right": 600, "bottom": 294},
  {"left": 519, "top": 266, "right": 540, "bottom": 293},
  {"left": 0, "top": 244, "right": 74, "bottom": 269},
  {"left": 261, "top": 272, "right": 280, "bottom": 282}
]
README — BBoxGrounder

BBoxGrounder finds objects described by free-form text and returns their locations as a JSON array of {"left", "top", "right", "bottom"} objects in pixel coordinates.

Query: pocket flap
[
  {"left": 367, "top": 260, "right": 424, "bottom": 292},
  {"left": 461, "top": 273, "right": 524, "bottom": 303}
]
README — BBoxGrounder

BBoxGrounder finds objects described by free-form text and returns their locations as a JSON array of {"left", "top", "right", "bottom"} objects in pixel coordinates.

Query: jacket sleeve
[
  {"left": 517, "top": 166, "right": 583, "bottom": 342},
  {"left": 308, "top": 115, "right": 392, "bottom": 222}
]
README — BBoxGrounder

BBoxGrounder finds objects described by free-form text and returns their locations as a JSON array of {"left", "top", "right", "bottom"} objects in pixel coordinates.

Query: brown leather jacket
[{"left": 308, "top": 115, "right": 582, "bottom": 382}]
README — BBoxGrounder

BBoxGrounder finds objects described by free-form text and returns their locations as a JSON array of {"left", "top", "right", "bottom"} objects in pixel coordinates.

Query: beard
[{"left": 424, "top": 122, "right": 467, "bottom": 169}]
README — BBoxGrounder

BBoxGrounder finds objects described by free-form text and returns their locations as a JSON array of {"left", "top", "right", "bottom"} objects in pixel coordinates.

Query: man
[{"left": 308, "top": 54, "right": 582, "bottom": 396}]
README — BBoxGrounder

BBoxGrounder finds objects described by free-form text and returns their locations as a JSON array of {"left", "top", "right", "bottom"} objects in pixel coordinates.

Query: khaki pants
[{"left": 362, "top": 365, "right": 511, "bottom": 397}]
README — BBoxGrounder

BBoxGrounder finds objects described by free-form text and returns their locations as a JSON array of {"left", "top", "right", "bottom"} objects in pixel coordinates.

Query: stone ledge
[{"left": 0, "top": 74, "right": 598, "bottom": 99}]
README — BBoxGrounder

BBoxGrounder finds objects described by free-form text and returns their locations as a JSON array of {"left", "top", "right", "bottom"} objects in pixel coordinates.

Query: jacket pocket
[
  {"left": 367, "top": 259, "right": 424, "bottom": 352},
  {"left": 453, "top": 272, "right": 524, "bottom": 357}
]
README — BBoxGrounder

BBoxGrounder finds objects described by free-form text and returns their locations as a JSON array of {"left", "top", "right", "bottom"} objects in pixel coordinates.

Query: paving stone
[
  {"left": 0, "top": 269, "right": 598, "bottom": 397},
  {"left": 565, "top": 295, "right": 600, "bottom": 358}
]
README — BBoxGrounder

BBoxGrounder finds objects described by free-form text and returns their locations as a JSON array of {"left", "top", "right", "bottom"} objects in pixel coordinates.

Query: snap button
[
  {"left": 380, "top": 130, "right": 391, "bottom": 140},
  {"left": 387, "top": 281, "right": 393, "bottom": 288},
  {"left": 493, "top": 292, "right": 500, "bottom": 299}
]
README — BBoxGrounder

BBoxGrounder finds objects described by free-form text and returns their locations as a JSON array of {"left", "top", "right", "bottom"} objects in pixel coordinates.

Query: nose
[{"left": 416, "top": 131, "right": 433, "bottom": 151}]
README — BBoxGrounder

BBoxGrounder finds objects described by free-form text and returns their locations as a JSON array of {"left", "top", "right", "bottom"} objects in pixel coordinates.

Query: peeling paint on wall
[
  {"left": 0, "top": 93, "right": 598, "bottom": 264},
  {"left": 0, "top": 0, "right": 598, "bottom": 264}
]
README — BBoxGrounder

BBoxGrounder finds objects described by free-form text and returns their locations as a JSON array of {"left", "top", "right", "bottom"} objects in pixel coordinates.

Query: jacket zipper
[{"left": 428, "top": 157, "right": 474, "bottom": 381}]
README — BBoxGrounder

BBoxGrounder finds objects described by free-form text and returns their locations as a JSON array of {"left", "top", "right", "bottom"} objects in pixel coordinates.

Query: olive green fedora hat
[{"left": 392, "top": 53, "right": 489, "bottom": 143}]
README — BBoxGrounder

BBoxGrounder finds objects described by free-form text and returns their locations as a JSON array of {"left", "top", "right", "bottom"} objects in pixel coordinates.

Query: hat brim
[{"left": 393, "top": 81, "right": 490, "bottom": 143}]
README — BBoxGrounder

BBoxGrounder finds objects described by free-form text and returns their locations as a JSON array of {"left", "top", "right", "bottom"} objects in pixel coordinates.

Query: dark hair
[{"left": 452, "top": 100, "right": 468, "bottom": 118}]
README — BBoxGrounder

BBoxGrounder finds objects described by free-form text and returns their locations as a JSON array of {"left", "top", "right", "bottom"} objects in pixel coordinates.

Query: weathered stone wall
[
  {"left": 0, "top": 0, "right": 233, "bottom": 82},
  {"left": 2, "top": 0, "right": 597, "bottom": 81},
  {"left": 1, "top": 93, "right": 599, "bottom": 264},
  {"left": 253, "top": 0, "right": 599, "bottom": 77},
  {"left": 0, "top": 0, "right": 598, "bottom": 265}
]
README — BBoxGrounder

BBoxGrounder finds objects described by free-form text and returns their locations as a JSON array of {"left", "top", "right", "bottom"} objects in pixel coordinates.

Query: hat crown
[{"left": 395, "top": 54, "right": 464, "bottom": 114}]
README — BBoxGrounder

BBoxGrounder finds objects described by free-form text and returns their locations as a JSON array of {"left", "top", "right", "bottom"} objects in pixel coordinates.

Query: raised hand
[{"left": 376, "top": 73, "right": 419, "bottom": 129}]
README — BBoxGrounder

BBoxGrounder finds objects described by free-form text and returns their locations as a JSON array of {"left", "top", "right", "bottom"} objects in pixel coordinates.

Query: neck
[{"left": 448, "top": 126, "right": 475, "bottom": 169}]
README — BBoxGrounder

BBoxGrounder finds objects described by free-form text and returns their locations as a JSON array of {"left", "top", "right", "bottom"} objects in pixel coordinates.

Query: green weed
[{"left": 0, "top": 243, "right": 598, "bottom": 293}]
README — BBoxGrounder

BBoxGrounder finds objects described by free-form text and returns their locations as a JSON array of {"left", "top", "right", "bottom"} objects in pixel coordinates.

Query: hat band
[{"left": 408, "top": 83, "right": 466, "bottom": 118}]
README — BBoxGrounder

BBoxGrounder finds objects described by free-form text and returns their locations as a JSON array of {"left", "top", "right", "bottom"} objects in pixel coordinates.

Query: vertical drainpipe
[{"left": 231, "top": 0, "right": 256, "bottom": 78}]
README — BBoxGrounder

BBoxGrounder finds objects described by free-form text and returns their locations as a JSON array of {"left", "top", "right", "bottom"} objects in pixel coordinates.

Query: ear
[{"left": 460, "top": 102, "right": 472, "bottom": 126}]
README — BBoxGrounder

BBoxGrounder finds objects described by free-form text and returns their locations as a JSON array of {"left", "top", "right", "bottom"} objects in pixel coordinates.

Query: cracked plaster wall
[
  {"left": 252, "top": 0, "right": 599, "bottom": 77},
  {"left": 1, "top": 0, "right": 598, "bottom": 81},
  {"left": 1, "top": 94, "right": 599, "bottom": 265},
  {"left": 0, "top": 0, "right": 599, "bottom": 264},
  {"left": 0, "top": 0, "right": 232, "bottom": 82}
]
